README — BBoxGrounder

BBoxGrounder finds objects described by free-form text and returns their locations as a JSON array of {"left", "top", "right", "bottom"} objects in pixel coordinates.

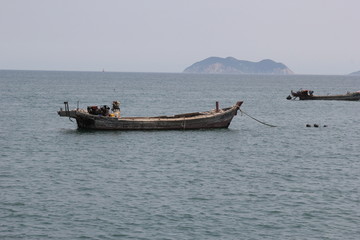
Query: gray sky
[{"left": 1, "top": 0, "right": 359, "bottom": 75}]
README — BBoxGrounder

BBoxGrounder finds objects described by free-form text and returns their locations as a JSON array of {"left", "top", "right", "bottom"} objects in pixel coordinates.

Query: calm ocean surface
[{"left": 1, "top": 70, "right": 359, "bottom": 239}]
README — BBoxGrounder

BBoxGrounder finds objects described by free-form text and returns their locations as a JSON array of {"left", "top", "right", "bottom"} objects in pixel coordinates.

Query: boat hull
[
  {"left": 298, "top": 95, "right": 360, "bottom": 101},
  {"left": 58, "top": 101, "right": 243, "bottom": 130}
]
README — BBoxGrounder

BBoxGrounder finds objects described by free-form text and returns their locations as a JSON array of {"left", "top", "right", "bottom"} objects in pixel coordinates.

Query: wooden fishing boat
[
  {"left": 288, "top": 90, "right": 360, "bottom": 101},
  {"left": 58, "top": 101, "right": 243, "bottom": 130}
]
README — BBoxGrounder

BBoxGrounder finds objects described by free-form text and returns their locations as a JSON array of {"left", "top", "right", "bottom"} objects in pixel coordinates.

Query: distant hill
[
  {"left": 183, "top": 57, "right": 294, "bottom": 75},
  {"left": 349, "top": 70, "right": 360, "bottom": 75}
]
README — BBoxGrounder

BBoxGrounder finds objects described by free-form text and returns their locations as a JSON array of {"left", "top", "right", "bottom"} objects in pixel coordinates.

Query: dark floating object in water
[
  {"left": 286, "top": 95, "right": 292, "bottom": 100},
  {"left": 306, "top": 124, "right": 328, "bottom": 128},
  {"left": 58, "top": 101, "right": 243, "bottom": 130},
  {"left": 290, "top": 89, "right": 360, "bottom": 101}
]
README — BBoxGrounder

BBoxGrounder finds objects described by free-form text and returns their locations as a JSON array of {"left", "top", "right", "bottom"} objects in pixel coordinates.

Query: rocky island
[
  {"left": 183, "top": 57, "right": 293, "bottom": 75},
  {"left": 349, "top": 70, "right": 360, "bottom": 75}
]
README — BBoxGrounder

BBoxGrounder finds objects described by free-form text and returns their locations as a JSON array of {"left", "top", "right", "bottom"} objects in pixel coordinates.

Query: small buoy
[
  {"left": 323, "top": 125, "right": 327, "bottom": 127},
  {"left": 313, "top": 124, "right": 319, "bottom": 128},
  {"left": 306, "top": 124, "right": 311, "bottom": 127}
]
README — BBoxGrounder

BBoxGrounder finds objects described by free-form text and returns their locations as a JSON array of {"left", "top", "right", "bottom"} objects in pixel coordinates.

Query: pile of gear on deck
[{"left": 87, "top": 101, "right": 121, "bottom": 118}]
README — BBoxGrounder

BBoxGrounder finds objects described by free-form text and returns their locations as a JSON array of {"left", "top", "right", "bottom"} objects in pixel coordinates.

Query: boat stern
[{"left": 57, "top": 102, "right": 79, "bottom": 118}]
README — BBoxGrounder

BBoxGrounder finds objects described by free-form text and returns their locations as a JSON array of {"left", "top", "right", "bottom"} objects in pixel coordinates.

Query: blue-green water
[{"left": 1, "top": 70, "right": 359, "bottom": 239}]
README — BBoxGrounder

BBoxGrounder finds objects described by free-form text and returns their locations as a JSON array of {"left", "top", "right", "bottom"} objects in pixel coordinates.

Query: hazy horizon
[{"left": 1, "top": 0, "right": 360, "bottom": 75}]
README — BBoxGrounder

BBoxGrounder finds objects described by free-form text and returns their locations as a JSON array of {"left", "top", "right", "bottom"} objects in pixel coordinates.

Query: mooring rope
[{"left": 240, "top": 109, "right": 277, "bottom": 127}]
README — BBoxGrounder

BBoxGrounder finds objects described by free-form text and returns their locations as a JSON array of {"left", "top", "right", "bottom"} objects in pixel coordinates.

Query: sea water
[{"left": 0, "top": 70, "right": 359, "bottom": 239}]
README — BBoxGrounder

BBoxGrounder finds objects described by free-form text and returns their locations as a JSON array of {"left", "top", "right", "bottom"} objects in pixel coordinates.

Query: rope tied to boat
[{"left": 239, "top": 109, "right": 277, "bottom": 127}]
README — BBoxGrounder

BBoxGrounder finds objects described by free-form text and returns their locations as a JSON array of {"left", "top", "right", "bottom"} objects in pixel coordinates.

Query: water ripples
[{"left": 1, "top": 71, "right": 360, "bottom": 239}]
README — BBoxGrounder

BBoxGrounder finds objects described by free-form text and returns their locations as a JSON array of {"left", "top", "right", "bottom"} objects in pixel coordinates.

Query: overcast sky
[{"left": 1, "top": 0, "right": 359, "bottom": 74}]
